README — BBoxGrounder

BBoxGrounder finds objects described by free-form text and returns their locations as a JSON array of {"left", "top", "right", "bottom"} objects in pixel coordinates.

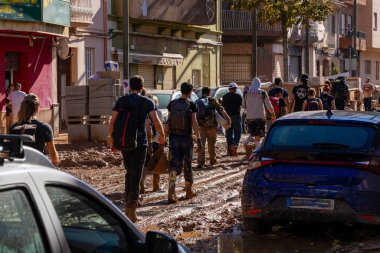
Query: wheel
[{"left": 243, "top": 218, "right": 271, "bottom": 233}]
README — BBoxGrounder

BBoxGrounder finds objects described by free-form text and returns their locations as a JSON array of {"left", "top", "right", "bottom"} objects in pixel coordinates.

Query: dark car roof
[{"left": 277, "top": 111, "right": 380, "bottom": 125}]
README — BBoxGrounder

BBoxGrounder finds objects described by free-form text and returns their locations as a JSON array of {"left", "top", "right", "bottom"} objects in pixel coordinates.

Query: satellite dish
[{"left": 55, "top": 38, "right": 70, "bottom": 60}]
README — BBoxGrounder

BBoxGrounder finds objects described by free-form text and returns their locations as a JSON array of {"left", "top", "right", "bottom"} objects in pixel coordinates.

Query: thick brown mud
[{"left": 56, "top": 135, "right": 380, "bottom": 253}]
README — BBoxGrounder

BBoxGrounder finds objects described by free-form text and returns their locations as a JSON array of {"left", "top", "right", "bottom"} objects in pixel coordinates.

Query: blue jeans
[
  {"left": 226, "top": 115, "right": 242, "bottom": 147},
  {"left": 169, "top": 134, "right": 193, "bottom": 183},
  {"left": 122, "top": 147, "right": 147, "bottom": 207},
  {"left": 364, "top": 97, "right": 372, "bottom": 111}
]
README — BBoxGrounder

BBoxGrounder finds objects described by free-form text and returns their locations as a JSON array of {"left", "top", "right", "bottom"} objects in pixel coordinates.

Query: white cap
[{"left": 229, "top": 82, "right": 238, "bottom": 89}]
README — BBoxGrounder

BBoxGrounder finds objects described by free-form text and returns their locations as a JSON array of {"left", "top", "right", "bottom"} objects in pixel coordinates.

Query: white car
[
  {"left": 148, "top": 89, "right": 199, "bottom": 123},
  {"left": 0, "top": 134, "right": 189, "bottom": 253}
]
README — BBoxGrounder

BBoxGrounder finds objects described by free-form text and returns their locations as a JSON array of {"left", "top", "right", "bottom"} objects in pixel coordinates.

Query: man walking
[
  {"left": 196, "top": 87, "right": 230, "bottom": 168},
  {"left": 268, "top": 77, "right": 290, "bottom": 105},
  {"left": 7, "top": 83, "right": 26, "bottom": 123},
  {"left": 292, "top": 74, "right": 310, "bottom": 112},
  {"left": 222, "top": 82, "right": 242, "bottom": 156},
  {"left": 108, "top": 75, "right": 165, "bottom": 222},
  {"left": 331, "top": 76, "right": 350, "bottom": 110},
  {"left": 165, "top": 82, "right": 201, "bottom": 203},
  {"left": 244, "top": 77, "right": 275, "bottom": 149},
  {"left": 362, "top": 78, "right": 375, "bottom": 111}
]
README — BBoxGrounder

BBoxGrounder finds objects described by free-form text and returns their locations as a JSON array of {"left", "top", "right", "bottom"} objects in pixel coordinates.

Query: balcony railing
[
  {"left": 223, "top": 10, "right": 281, "bottom": 32},
  {"left": 71, "top": 0, "right": 93, "bottom": 27}
]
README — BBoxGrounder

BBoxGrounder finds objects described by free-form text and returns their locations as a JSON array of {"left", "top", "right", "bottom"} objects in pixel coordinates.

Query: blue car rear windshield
[{"left": 265, "top": 124, "right": 376, "bottom": 151}]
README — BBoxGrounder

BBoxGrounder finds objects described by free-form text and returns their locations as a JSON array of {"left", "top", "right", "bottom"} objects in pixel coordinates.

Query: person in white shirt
[{"left": 7, "top": 83, "right": 27, "bottom": 123}]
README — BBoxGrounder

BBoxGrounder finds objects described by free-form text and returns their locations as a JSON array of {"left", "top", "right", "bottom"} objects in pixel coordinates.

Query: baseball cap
[
  {"left": 229, "top": 82, "right": 238, "bottom": 89},
  {"left": 300, "top": 74, "right": 309, "bottom": 81}
]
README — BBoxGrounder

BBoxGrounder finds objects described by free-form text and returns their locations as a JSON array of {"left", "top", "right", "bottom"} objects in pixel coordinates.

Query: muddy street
[{"left": 56, "top": 135, "right": 380, "bottom": 253}]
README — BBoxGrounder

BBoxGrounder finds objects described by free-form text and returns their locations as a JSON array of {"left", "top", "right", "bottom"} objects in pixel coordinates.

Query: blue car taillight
[{"left": 248, "top": 155, "right": 274, "bottom": 170}]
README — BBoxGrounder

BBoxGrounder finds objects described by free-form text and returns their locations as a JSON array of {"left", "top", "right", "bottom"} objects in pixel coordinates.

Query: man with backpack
[
  {"left": 331, "top": 76, "right": 350, "bottom": 110},
  {"left": 165, "top": 82, "right": 201, "bottom": 204},
  {"left": 302, "top": 88, "right": 323, "bottom": 111},
  {"left": 268, "top": 77, "right": 290, "bottom": 105},
  {"left": 108, "top": 75, "right": 165, "bottom": 222},
  {"left": 196, "top": 87, "right": 230, "bottom": 168},
  {"left": 319, "top": 84, "right": 336, "bottom": 110},
  {"left": 292, "top": 74, "right": 310, "bottom": 112}
]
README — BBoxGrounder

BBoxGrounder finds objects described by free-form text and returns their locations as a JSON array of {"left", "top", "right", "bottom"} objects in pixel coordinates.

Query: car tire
[{"left": 243, "top": 218, "right": 271, "bottom": 233}]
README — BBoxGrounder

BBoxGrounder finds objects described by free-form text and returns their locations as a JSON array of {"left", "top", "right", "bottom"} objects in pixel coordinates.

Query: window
[
  {"left": 46, "top": 186, "right": 132, "bottom": 253},
  {"left": 85, "top": 47, "right": 95, "bottom": 82},
  {"left": 265, "top": 125, "right": 376, "bottom": 151},
  {"left": 375, "top": 12, "right": 378, "bottom": 30},
  {"left": 331, "top": 15, "right": 336, "bottom": 34},
  {"left": 341, "top": 14, "right": 346, "bottom": 35},
  {"left": 347, "top": 15, "right": 352, "bottom": 31},
  {"left": 365, "top": 60, "right": 372, "bottom": 75},
  {"left": 0, "top": 188, "right": 47, "bottom": 252},
  {"left": 376, "top": 61, "right": 379, "bottom": 80}
]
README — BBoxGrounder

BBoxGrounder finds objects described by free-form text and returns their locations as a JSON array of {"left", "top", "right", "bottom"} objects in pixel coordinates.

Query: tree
[{"left": 231, "top": 0, "right": 333, "bottom": 82}]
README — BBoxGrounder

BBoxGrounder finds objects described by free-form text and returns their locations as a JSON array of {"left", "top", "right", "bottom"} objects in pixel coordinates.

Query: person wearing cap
[
  {"left": 291, "top": 74, "right": 311, "bottom": 112},
  {"left": 222, "top": 82, "right": 243, "bottom": 156}
]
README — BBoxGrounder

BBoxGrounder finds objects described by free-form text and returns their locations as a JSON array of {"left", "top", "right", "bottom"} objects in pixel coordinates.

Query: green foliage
[
  {"left": 331, "top": 62, "right": 340, "bottom": 75},
  {"left": 231, "top": 0, "right": 334, "bottom": 27}
]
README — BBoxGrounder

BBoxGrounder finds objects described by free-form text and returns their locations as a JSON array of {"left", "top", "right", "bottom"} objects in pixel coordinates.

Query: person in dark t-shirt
[
  {"left": 292, "top": 74, "right": 311, "bottom": 112},
  {"left": 10, "top": 94, "right": 59, "bottom": 166},
  {"left": 109, "top": 75, "right": 165, "bottom": 222},
  {"left": 222, "top": 82, "right": 242, "bottom": 156},
  {"left": 165, "top": 82, "right": 201, "bottom": 204}
]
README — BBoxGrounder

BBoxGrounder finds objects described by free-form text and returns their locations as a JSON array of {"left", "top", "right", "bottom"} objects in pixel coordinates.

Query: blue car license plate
[{"left": 286, "top": 197, "right": 335, "bottom": 211}]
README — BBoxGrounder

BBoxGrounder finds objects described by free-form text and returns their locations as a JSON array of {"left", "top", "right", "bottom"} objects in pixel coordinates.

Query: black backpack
[
  {"left": 306, "top": 98, "right": 320, "bottom": 111},
  {"left": 169, "top": 99, "right": 191, "bottom": 135},
  {"left": 112, "top": 95, "right": 144, "bottom": 151},
  {"left": 196, "top": 98, "right": 216, "bottom": 127},
  {"left": 10, "top": 123, "right": 37, "bottom": 148}
]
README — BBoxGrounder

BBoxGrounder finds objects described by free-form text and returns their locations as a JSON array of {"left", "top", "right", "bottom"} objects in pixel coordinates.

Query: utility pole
[
  {"left": 252, "top": 10, "right": 257, "bottom": 77},
  {"left": 353, "top": 0, "right": 357, "bottom": 77},
  {"left": 123, "top": 0, "right": 129, "bottom": 83}
]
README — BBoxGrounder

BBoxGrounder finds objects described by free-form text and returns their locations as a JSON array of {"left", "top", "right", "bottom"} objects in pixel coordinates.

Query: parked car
[
  {"left": 148, "top": 89, "right": 198, "bottom": 123},
  {"left": 0, "top": 134, "right": 189, "bottom": 253},
  {"left": 242, "top": 110, "right": 380, "bottom": 232}
]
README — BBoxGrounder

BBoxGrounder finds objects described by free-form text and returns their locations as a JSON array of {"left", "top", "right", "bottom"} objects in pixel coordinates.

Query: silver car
[
  {"left": 148, "top": 89, "right": 198, "bottom": 123},
  {"left": 0, "top": 135, "right": 189, "bottom": 253}
]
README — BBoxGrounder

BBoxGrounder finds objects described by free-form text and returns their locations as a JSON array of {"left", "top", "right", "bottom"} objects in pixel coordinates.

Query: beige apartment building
[{"left": 358, "top": 0, "right": 380, "bottom": 85}]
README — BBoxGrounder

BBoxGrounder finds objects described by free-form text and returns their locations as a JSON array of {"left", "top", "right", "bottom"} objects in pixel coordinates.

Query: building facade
[{"left": 108, "top": 0, "right": 222, "bottom": 89}]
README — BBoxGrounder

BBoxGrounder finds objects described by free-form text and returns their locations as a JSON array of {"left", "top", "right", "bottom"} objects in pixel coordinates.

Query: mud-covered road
[{"left": 56, "top": 135, "right": 380, "bottom": 253}]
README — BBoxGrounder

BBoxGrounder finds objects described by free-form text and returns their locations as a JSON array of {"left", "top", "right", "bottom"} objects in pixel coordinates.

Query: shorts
[{"left": 247, "top": 119, "right": 266, "bottom": 137}]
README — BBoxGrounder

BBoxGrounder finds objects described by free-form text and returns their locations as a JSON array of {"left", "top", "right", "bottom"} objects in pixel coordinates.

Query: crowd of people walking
[{"left": 106, "top": 73, "right": 377, "bottom": 222}]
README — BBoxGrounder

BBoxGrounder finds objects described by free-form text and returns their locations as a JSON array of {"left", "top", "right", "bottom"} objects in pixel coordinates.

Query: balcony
[
  {"left": 223, "top": 10, "right": 282, "bottom": 35},
  {"left": 342, "top": 0, "right": 366, "bottom": 6},
  {"left": 71, "top": 0, "right": 93, "bottom": 28},
  {"left": 339, "top": 36, "right": 366, "bottom": 51}
]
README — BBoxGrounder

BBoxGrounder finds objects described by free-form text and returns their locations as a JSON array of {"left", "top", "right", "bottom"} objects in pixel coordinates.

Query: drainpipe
[
  {"left": 251, "top": 10, "right": 257, "bottom": 78},
  {"left": 123, "top": 0, "right": 129, "bottom": 82},
  {"left": 103, "top": 0, "right": 107, "bottom": 62}
]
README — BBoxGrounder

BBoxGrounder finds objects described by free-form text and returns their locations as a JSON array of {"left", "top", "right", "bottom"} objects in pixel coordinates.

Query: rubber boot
[
  {"left": 168, "top": 171, "right": 178, "bottom": 204},
  {"left": 140, "top": 168, "right": 148, "bottom": 194},
  {"left": 152, "top": 174, "right": 160, "bottom": 192},
  {"left": 244, "top": 144, "right": 254, "bottom": 159},
  {"left": 184, "top": 181, "right": 196, "bottom": 200},
  {"left": 125, "top": 205, "right": 138, "bottom": 223}
]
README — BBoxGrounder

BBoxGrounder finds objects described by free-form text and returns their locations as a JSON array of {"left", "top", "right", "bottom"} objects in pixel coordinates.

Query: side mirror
[{"left": 145, "top": 231, "right": 179, "bottom": 253}]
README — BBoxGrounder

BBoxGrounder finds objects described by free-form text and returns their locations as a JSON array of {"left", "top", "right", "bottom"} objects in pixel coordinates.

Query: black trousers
[{"left": 122, "top": 146, "right": 147, "bottom": 207}]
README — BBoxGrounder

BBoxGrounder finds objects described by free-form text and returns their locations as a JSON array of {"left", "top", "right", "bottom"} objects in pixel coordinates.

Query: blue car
[{"left": 242, "top": 110, "right": 380, "bottom": 232}]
